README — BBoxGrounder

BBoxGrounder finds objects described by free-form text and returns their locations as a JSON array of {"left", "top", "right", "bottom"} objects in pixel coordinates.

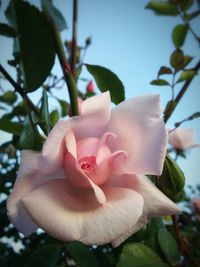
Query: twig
[
  {"left": 172, "top": 215, "right": 199, "bottom": 267},
  {"left": 177, "top": 5, "right": 200, "bottom": 45},
  {"left": 71, "top": 0, "right": 78, "bottom": 77},
  {"left": 164, "top": 60, "right": 200, "bottom": 123},
  {"left": 0, "top": 64, "right": 40, "bottom": 118}
]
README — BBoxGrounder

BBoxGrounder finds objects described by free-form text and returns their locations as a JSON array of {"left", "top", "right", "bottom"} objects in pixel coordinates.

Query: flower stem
[
  {"left": 43, "top": 8, "right": 79, "bottom": 117},
  {"left": 71, "top": 0, "right": 78, "bottom": 77}
]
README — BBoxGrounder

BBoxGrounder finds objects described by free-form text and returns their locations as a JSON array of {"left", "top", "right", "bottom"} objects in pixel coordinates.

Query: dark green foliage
[
  {"left": 156, "top": 154, "right": 185, "bottom": 201},
  {"left": 172, "top": 24, "right": 188, "bottom": 48},
  {"left": 0, "top": 23, "right": 17, "bottom": 37},
  {"left": 85, "top": 64, "right": 125, "bottom": 104},
  {"left": 6, "top": 0, "right": 55, "bottom": 92}
]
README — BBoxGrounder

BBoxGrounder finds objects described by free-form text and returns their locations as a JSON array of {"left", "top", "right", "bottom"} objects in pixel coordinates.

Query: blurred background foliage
[{"left": 0, "top": 0, "right": 200, "bottom": 266}]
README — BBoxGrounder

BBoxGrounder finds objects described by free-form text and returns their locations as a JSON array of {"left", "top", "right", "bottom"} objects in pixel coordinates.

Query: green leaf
[
  {"left": 179, "top": 0, "right": 194, "bottom": 11},
  {"left": 189, "top": 111, "right": 200, "bottom": 119},
  {"left": 50, "top": 109, "right": 59, "bottom": 126},
  {"left": 0, "top": 22, "right": 17, "bottom": 37},
  {"left": 41, "top": 0, "right": 67, "bottom": 31},
  {"left": 85, "top": 64, "right": 125, "bottom": 104},
  {"left": 170, "top": 49, "right": 184, "bottom": 71},
  {"left": 40, "top": 89, "right": 50, "bottom": 134},
  {"left": 145, "top": 1, "right": 178, "bottom": 16},
  {"left": 0, "top": 91, "right": 17, "bottom": 104},
  {"left": 184, "top": 10, "right": 200, "bottom": 21},
  {"left": 156, "top": 154, "right": 185, "bottom": 201},
  {"left": 66, "top": 241, "right": 99, "bottom": 267},
  {"left": 172, "top": 24, "right": 188, "bottom": 48},
  {"left": 116, "top": 243, "right": 169, "bottom": 267},
  {"left": 57, "top": 99, "right": 69, "bottom": 117},
  {"left": 158, "top": 66, "right": 173, "bottom": 77},
  {"left": 179, "top": 55, "right": 193, "bottom": 69},
  {"left": 0, "top": 118, "right": 22, "bottom": 135},
  {"left": 176, "top": 70, "right": 197, "bottom": 83},
  {"left": 6, "top": 0, "right": 55, "bottom": 92},
  {"left": 24, "top": 243, "right": 61, "bottom": 267},
  {"left": 158, "top": 229, "right": 180, "bottom": 265},
  {"left": 150, "top": 79, "right": 170, "bottom": 86},
  {"left": 19, "top": 116, "right": 43, "bottom": 150}
]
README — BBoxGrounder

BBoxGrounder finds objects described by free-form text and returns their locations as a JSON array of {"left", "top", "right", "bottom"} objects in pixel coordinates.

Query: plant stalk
[{"left": 71, "top": 0, "right": 78, "bottom": 77}]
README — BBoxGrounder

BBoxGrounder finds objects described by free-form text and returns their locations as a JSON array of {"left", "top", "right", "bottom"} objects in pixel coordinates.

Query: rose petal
[
  {"left": 111, "top": 174, "right": 182, "bottom": 217},
  {"left": 64, "top": 151, "right": 106, "bottom": 204},
  {"left": 40, "top": 92, "right": 111, "bottom": 173},
  {"left": 6, "top": 168, "right": 65, "bottom": 236},
  {"left": 111, "top": 215, "right": 148, "bottom": 247},
  {"left": 65, "top": 130, "right": 77, "bottom": 159},
  {"left": 73, "top": 92, "right": 111, "bottom": 139},
  {"left": 41, "top": 119, "right": 72, "bottom": 172},
  {"left": 17, "top": 150, "right": 42, "bottom": 179},
  {"left": 96, "top": 132, "right": 116, "bottom": 165},
  {"left": 169, "top": 128, "right": 200, "bottom": 150},
  {"left": 22, "top": 179, "right": 144, "bottom": 245},
  {"left": 85, "top": 151, "right": 127, "bottom": 185},
  {"left": 106, "top": 95, "right": 167, "bottom": 175},
  {"left": 76, "top": 137, "right": 99, "bottom": 160}
]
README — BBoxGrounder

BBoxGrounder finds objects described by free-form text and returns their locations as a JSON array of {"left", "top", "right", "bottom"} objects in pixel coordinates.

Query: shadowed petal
[
  {"left": 22, "top": 179, "right": 144, "bottom": 245},
  {"left": 6, "top": 169, "right": 65, "bottom": 236},
  {"left": 41, "top": 119, "right": 72, "bottom": 172},
  {"left": 85, "top": 151, "right": 128, "bottom": 185},
  {"left": 112, "top": 174, "right": 181, "bottom": 217},
  {"left": 76, "top": 137, "right": 99, "bottom": 160},
  {"left": 96, "top": 132, "right": 116, "bottom": 165},
  {"left": 106, "top": 95, "right": 167, "bottom": 175},
  {"left": 17, "top": 150, "right": 42, "bottom": 179},
  {"left": 64, "top": 151, "right": 106, "bottom": 204},
  {"left": 111, "top": 216, "right": 148, "bottom": 247},
  {"left": 73, "top": 92, "right": 111, "bottom": 139}
]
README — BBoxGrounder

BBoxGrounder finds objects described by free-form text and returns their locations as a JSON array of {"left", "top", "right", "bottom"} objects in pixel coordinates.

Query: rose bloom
[
  {"left": 86, "top": 80, "right": 95, "bottom": 93},
  {"left": 169, "top": 128, "right": 200, "bottom": 150},
  {"left": 192, "top": 198, "right": 200, "bottom": 213},
  {"left": 7, "top": 92, "right": 181, "bottom": 247}
]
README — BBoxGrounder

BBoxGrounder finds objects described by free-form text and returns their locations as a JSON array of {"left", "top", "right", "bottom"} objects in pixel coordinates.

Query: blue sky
[{"left": 0, "top": 0, "right": 200, "bottom": 186}]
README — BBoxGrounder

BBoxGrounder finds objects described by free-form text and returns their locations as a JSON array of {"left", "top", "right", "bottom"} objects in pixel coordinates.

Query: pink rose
[
  {"left": 192, "top": 198, "right": 200, "bottom": 213},
  {"left": 7, "top": 92, "right": 181, "bottom": 247},
  {"left": 169, "top": 128, "right": 200, "bottom": 150},
  {"left": 86, "top": 80, "right": 95, "bottom": 93}
]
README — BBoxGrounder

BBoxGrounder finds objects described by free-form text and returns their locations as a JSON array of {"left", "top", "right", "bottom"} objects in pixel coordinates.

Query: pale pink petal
[
  {"left": 65, "top": 130, "right": 77, "bottom": 159},
  {"left": 106, "top": 95, "right": 167, "bottom": 175},
  {"left": 6, "top": 168, "right": 65, "bottom": 236},
  {"left": 41, "top": 119, "right": 72, "bottom": 172},
  {"left": 111, "top": 215, "right": 148, "bottom": 247},
  {"left": 17, "top": 150, "right": 42, "bottom": 179},
  {"left": 96, "top": 132, "right": 116, "bottom": 165},
  {"left": 76, "top": 138, "right": 99, "bottom": 160},
  {"left": 72, "top": 92, "right": 111, "bottom": 139},
  {"left": 111, "top": 174, "right": 181, "bottom": 217},
  {"left": 7, "top": 176, "right": 38, "bottom": 236},
  {"left": 85, "top": 151, "right": 127, "bottom": 185},
  {"left": 22, "top": 179, "right": 144, "bottom": 245},
  {"left": 40, "top": 92, "right": 111, "bottom": 172},
  {"left": 64, "top": 152, "right": 106, "bottom": 204},
  {"left": 169, "top": 128, "right": 200, "bottom": 150}
]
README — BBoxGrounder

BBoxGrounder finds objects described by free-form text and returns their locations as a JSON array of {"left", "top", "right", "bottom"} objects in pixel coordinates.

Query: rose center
[{"left": 79, "top": 156, "right": 97, "bottom": 172}]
